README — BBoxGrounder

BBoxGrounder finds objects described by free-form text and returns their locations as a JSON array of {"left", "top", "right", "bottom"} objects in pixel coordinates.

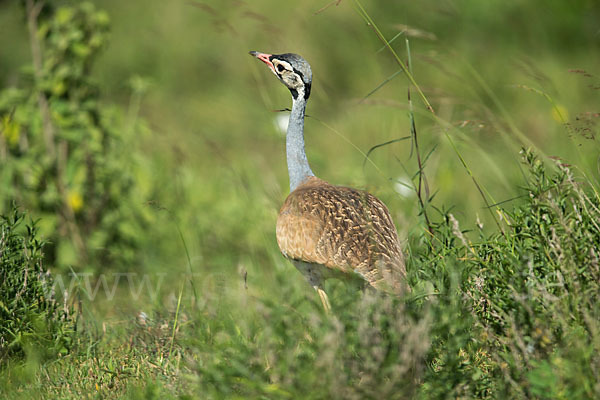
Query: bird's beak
[{"left": 249, "top": 50, "right": 276, "bottom": 74}]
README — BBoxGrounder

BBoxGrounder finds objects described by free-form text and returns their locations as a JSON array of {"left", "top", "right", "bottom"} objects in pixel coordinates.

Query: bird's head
[{"left": 249, "top": 51, "right": 312, "bottom": 100}]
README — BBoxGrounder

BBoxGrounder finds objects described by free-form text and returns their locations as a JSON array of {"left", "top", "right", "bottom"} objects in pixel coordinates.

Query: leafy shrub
[
  {"left": 0, "top": 206, "right": 76, "bottom": 364},
  {"left": 0, "top": 1, "right": 150, "bottom": 271},
  {"left": 465, "top": 149, "right": 600, "bottom": 398},
  {"left": 416, "top": 149, "right": 600, "bottom": 398}
]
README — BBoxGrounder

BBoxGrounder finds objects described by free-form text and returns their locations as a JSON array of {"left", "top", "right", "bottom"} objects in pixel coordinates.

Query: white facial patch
[
  {"left": 273, "top": 59, "right": 293, "bottom": 74},
  {"left": 273, "top": 59, "right": 303, "bottom": 90}
]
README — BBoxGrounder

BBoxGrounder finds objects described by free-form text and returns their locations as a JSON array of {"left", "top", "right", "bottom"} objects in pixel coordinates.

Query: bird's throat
[{"left": 286, "top": 95, "right": 314, "bottom": 192}]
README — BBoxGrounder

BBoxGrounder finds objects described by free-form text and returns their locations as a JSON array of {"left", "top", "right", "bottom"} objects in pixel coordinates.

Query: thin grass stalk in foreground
[
  {"left": 289, "top": 110, "right": 387, "bottom": 177},
  {"left": 377, "top": 30, "right": 405, "bottom": 53},
  {"left": 352, "top": 0, "right": 434, "bottom": 114},
  {"left": 354, "top": 33, "right": 510, "bottom": 232},
  {"left": 358, "top": 91, "right": 516, "bottom": 226},
  {"left": 405, "top": 103, "right": 515, "bottom": 194},
  {"left": 175, "top": 220, "right": 198, "bottom": 304},
  {"left": 406, "top": 38, "right": 433, "bottom": 235},
  {"left": 360, "top": 69, "right": 403, "bottom": 103},
  {"left": 350, "top": 2, "right": 505, "bottom": 235},
  {"left": 168, "top": 281, "right": 184, "bottom": 361},
  {"left": 363, "top": 136, "right": 411, "bottom": 169},
  {"left": 352, "top": 35, "right": 504, "bottom": 234},
  {"left": 375, "top": 96, "right": 516, "bottom": 212},
  {"left": 443, "top": 131, "right": 506, "bottom": 236}
]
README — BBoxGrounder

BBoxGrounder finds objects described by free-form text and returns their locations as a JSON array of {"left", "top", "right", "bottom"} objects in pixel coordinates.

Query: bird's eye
[{"left": 277, "top": 64, "right": 285, "bottom": 73}]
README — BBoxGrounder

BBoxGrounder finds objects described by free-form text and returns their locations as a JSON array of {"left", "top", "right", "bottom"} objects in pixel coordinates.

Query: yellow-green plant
[{"left": 0, "top": 2, "right": 148, "bottom": 271}]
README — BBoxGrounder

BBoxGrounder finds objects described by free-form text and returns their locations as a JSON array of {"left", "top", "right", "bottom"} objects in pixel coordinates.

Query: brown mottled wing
[{"left": 276, "top": 177, "right": 407, "bottom": 293}]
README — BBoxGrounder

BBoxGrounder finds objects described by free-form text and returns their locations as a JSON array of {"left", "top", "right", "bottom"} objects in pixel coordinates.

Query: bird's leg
[
  {"left": 294, "top": 261, "right": 331, "bottom": 312},
  {"left": 313, "top": 285, "right": 331, "bottom": 313}
]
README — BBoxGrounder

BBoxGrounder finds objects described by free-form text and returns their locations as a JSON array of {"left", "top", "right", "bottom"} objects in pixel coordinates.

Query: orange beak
[{"left": 249, "top": 51, "right": 276, "bottom": 74}]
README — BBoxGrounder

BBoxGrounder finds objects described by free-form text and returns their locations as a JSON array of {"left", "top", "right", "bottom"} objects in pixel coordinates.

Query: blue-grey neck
[{"left": 287, "top": 92, "right": 314, "bottom": 191}]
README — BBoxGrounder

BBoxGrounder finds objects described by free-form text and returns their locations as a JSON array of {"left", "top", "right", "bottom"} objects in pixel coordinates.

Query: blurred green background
[{"left": 1, "top": 0, "right": 599, "bottom": 304}]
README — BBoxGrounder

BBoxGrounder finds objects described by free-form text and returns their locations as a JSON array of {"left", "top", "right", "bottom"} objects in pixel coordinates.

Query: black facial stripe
[
  {"left": 293, "top": 68, "right": 304, "bottom": 81},
  {"left": 292, "top": 68, "right": 310, "bottom": 99},
  {"left": 290, "top": 88, "right": 299, "bottom": 100}
]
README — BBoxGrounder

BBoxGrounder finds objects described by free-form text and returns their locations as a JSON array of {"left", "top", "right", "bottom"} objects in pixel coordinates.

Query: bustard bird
[{"left": 250, "top": 51, "right": 407, "bottom": 311}]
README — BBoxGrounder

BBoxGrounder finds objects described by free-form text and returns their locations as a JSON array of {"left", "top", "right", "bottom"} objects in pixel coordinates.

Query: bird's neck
[{"left": 286, "top": 94, "right": 314, "bottom": 192}]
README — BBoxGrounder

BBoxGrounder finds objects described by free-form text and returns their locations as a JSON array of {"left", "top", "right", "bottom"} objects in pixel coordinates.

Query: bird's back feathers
[{"left": 276, "top": 176, "right": 407, "bottom": 293}]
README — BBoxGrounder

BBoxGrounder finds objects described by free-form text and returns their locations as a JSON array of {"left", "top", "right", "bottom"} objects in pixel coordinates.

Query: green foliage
[
  {"left": 0, "top": 309, "right": 183, "bottom": 398},
  {"left": 465, "top": 150, "right": 600, "bottom": 398},
  {"left": 181, "top": 152, "right": 600, "bottom": 399},
  {"left": 0, "top": 1, "right": 149, "bottom": 271},
  {"left": 414, "top": 150, "right": 600, "bottom": 398},
  {"left": 189, "top": 287, "right": 428, "bottom": 399},
  {"left": 0, "top": 206, "right": 76, "bottom": 364}
]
